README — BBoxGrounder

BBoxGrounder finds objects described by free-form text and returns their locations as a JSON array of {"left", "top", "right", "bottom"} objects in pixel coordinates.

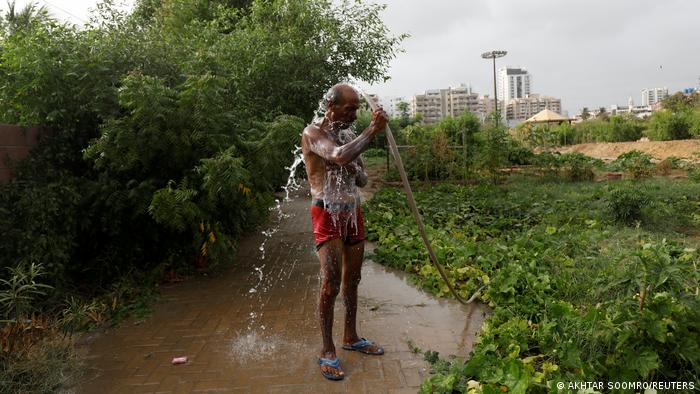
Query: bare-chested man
[{"left": 301, "top": 83, "right": 388, "bottom": 381}]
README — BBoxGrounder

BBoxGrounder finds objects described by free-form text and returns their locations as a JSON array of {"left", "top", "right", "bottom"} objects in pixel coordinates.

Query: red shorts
[{"left": 310, "top": 203, "right": 365, "bottom": 250}]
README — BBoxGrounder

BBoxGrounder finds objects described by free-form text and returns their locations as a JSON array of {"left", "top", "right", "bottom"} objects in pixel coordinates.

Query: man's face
[{"left": 328, "top": 91, "right": 360, "bottom": 128}]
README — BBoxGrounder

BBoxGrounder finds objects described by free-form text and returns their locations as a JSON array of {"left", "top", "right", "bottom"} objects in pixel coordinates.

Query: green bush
[
  {"left": 646, "top": 110, "right": 691, "bottom": 141},
  {"left": 606, "top": 185, "right": 650, "bottom": 224},
  {"left": 611, "top": 150, "right": 655, "bottom": 179},
  {"left": 505, "top": 140, "right": 536, "bottom": 165},
  {"left": 400, "top": 112, "right": 481, "bottom": 181},
  {"left": 559, "top": 152, "right": 600, "bottom": 181},
  {"left": 607, "top": 114, "right": 645, "bottom": 142},
  {"left": 689, "top": 168, "right": 700, "bottom": 182},
  {"left": 363, "top": 147, "right": 386, "bottom": 158}
]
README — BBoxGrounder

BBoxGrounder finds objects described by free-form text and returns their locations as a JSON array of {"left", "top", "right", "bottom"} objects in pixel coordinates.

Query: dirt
[{"left": 555, "top": 139, "right": 700, "bottom": 161}]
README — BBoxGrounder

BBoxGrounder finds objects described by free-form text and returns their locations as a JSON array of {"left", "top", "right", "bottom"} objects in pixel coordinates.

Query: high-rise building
[
  {"left": 641, "top": 87, "right": 668, "bottom": 107},
  {"left": 498, "top": 67, "right": 531, "bottom": 102},
  {"left": 411, "top": 84, "right": 481, "bottom": 124}
]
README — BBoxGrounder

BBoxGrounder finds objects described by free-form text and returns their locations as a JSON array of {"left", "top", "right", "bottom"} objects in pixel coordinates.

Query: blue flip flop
[
  {"left": 318, "top": 357, "right": 344, "bottom": 381},
  {"left": 342, "top": 338, "right": 385, "bottom": 355}
]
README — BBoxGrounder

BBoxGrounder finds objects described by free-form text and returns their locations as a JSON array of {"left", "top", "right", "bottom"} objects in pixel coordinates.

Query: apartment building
[
  {"left": 504, "top": 94, "right": 562, "bottom": 125},
  {"left": 641, "top": 87, "right": 668, "bottom": 107},
  {"left": 498, "top": 67, "right": 531, "bottom": 102},
  {"left": 411, "top": 84, "right": 480, "bottom": 124},
  {"left": 380, "top": 96, "right": 409, "bottom": 117}
]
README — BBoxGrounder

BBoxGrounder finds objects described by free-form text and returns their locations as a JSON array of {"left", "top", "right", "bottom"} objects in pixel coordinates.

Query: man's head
[{"left": 324, "top": 83, "right": 360, "bottom": 128}]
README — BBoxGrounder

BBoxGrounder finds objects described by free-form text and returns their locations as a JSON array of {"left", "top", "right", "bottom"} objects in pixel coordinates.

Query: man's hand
[{"left": 368, "top": 107, "right": 389, "bottom": 134}]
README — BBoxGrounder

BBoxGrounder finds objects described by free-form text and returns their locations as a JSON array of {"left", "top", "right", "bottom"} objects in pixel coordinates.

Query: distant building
[
  {"left": 610, "top": 105, "right": 652, "bottom": 119},
  {"left": 411, "top": 89, "right": 443, "bottom": 124},
  {"left": 380, "top": 96, "right": 408, "bottom": 118},
  {"left": 411, "top": 84, "right": 481, "bottom": 124},
  {"left": 503, "top": 94, "right": 562, "bottom": 127},
  {"left": 498, "top": 67, "right": 532, "bottom": 102},
  {"left": 641, "top": 87, "right": 668, "bottom": 107}
]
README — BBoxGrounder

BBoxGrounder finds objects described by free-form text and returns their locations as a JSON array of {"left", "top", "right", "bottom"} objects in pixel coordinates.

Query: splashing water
[{"left": 282, "top": 146, "right": 305, "bottom": 202}]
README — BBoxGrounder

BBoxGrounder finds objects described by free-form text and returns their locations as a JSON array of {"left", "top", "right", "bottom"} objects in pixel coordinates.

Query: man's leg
[
  {"left": 317, "top": 239, "right": 344, "bottom": 378},
  {"left": 341, "top": 240, "right": 383, "bottom": 354}
]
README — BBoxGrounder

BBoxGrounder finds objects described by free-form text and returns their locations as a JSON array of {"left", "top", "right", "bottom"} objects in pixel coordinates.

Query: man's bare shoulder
[{"left": 303, "top": 123, "right": 324, "bottom": 140}]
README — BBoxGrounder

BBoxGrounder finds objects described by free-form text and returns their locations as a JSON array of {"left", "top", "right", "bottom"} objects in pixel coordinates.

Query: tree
[
  {"left": 660, "top": 92, "right": 700, "bottom": 113},
  {"left": 1, "top": 1, "right": 47, "bottom": 35},
  {"left": 646, "top": 110, "right": 691, "bottom": 141},
  {"left": 581, "top": 107, "right": 590, "bottom": 120},
  {"left": 597, "top": 106, "right": 609, "bottom": 121}
]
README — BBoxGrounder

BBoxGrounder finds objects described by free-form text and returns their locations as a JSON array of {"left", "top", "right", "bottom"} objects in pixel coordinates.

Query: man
[{"left": 301, "top": 83, "right": 388, "bottom": 381}]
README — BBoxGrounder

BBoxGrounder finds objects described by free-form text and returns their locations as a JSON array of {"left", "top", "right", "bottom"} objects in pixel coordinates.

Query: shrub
[
  {"left": 646, "top": 111, "right": 691, "bottom": 141},
  {"left": 611, "top": 150, "right": 655, "bottom": 179},
  {"left": 363, "top": 148, "right": 386, "bottom": 158},
  {"left": 606, "top": 185, "right": 650, "bottom": 224},
  {"left": 505, "top": 140, "right": 536, "bottom": 165},
  {"left": 559, "top": 152, "right": 600, "bottom": 181},
  {"left": 0, "top": 263, "right": 52, "bottom": 322},
  {"left": 689, "top": 168, "right": 700, "bottom": 182}
]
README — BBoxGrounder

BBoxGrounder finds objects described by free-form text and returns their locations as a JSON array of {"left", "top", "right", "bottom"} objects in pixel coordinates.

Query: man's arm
[
  {"left": 304, "top": 109, "right": 387, "bottom": 166},
  {"left": 354, "top": 156, "right": 368, "bottom": 187}
]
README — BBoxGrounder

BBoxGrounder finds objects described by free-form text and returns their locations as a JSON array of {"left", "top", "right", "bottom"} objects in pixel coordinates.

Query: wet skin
[{"left": 301, "top": 85, "right": 388, "bottom": 379}]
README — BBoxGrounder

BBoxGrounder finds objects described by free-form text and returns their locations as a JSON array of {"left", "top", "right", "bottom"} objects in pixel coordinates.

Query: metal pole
[
  {"left": 462, "top": 127, "right": 467, "bottom": 181},
  {"left": 481, "top": 51, "right": 506, "bottom": 127},
  {"left": 493, "top": 57, "right": 498, "bottom": 127}
]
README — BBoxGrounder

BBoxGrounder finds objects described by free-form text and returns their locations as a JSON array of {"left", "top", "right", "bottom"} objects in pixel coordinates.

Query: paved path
[{"left": 75, "top": 189, "right": 487, "bottom": 393}]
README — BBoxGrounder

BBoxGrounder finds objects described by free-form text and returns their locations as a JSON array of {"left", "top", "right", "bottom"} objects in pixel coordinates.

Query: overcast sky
[{"left": 5, "top": 0, "right": 700, "bottom": 114}]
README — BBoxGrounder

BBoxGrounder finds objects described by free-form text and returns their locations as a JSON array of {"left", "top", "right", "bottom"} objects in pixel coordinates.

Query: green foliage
[
  {"left": 365, "top": 177, "right": 700, "bottom": 391},
  {"left": 478, "top": 119, "right": 509, "bottom": 183},
  {"left": 689, "top": 167, "right": 700, "bottom": 182},
  {"left": 398, "top": 112, "right": 481, "bottom": 181},
  {"left": 608, "top": 114, "right": 645, "bottom": 141},
  {"left": 0, "top": 0, "right": 403, "bottom": 292},
  {"left": 363, "top": 148, "right": 386, "bottom": 158},
  {"left": 606, "top": 184, "right": 650, "bottom": 224},
  {"left": 558, "top": 152, "right": 599, "bottom": 181},
  {"left": 524, "top": 115, "right": 645, "bottom": 148},
  {"left": 611, "top": 150, "right": 655, "bottom": 179},
  {"left": 646, "top": 110, "right": 692, "bottom": 141},
  {"left": 0, "top": 263, "right": 52, "bottom": 322},
  {"left": 528, "top": 152, "right": 602, "bottom": 182},
  {"left": 660, "top": 92, "right": 700, "bottom": 113}
]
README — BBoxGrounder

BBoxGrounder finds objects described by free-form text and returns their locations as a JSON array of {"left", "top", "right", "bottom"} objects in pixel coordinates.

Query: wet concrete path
[{"left": 76, "top": 188, "right": 488, "bottom": 393}]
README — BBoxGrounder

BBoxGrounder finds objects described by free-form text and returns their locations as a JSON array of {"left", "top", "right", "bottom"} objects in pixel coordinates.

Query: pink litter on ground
[{"left": 171, "top": 356, "right": 188, "bottom": 365}]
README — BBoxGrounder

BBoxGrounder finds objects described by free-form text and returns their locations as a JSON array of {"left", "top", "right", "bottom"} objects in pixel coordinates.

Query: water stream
[{"left": 229, "top": 146, "right": 306, "bottom": 364}]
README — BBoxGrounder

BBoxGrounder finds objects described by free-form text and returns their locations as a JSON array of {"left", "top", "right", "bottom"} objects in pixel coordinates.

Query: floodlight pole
[{"left": 481, "top": 50, "right": 507, "bottom": 127}]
